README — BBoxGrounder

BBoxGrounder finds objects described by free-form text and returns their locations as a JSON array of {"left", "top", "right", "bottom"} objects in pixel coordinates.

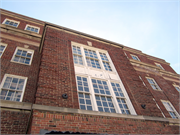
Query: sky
[{"left": 0, "top": 0, "right": 179, "bottom": 74}]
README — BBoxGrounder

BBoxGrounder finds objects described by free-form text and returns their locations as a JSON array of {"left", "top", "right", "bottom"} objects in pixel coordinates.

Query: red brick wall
[
  {"left": 124, "top": 50, "right": 176, "bottom": 73},
  {"left": 35, "top": 27, "right": 167, "bottom": 117},
  {"left": 29, "top": 110, "right": 179, "bottom": 134},
  {"left": 1, "top": 110, "right": 30, "bottom": 134},
  {"left": 137, "top": 71, "right": 180, "bottom": 116},
  {"left": 0, "top": 38, "right": 41, "bottom": 103},
  {"left": 1, "top": 14, "right": 44, "bottom": 35}
]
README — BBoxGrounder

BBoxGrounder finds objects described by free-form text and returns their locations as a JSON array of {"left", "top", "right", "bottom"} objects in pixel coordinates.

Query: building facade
[{"left": 0, "top": 9, "right": 180, "bottom": 134}]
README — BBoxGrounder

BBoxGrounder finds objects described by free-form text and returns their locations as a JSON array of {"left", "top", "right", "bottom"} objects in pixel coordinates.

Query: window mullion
[{"left": 88, "top": 76, "right": 98, "bottom": 111}]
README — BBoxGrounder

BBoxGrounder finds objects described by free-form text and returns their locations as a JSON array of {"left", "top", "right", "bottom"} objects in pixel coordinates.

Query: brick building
[{"left": 0, "top": 9, "right": 180, "bottom": 134}]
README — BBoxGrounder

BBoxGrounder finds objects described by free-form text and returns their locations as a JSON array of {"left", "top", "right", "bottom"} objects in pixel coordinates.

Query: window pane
[
  {"left": 6, "top": 91, "right": 15, "bottom": 101},
  {"left": 3, "top": 77, "right": 12, "bottom": 89},
  {"left": 0, "top": 90, "right": 8, "bottom": 99},
  {"left": 17, "top": 79, "right": 25, "bottom": 90},
  {"left": 80, "top": 105, "right": 86, "bottom": 110},
  {"left": 87, "top": 106, "right": 92, "bottom": 110},
  {"left": 10, "top": 78, "right": 18, "bottom": 89}
]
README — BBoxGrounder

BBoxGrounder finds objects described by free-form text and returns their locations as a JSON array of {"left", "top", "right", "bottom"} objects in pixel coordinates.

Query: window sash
[
  {"left": 162, "top": 101, "right": 179, "bottom": 119},
  {"left": 0, "top": 74, "right": 27, "bottom": 102},
  {"left": 147, "top": 78, "right": 161, "bottom": 90},
  {"left": 95, "top": 95, "right": 116, "bottom": 113},
  {"left": 174, "top": 86, "right": 180, "bottom": 92},
  {"left": 78, "top": 92, "right": 93, "bottom": 111},
  {"left": 3, "top": 19, "right": 19, "bottom": 28},
  {"left": 117, "top": 98, "right": 130, "bottom": 114},
  {"left": 11, "top": 47, "right": 34, "bottom": 65},
  {"left": 0, "top": 45, "right": 6, "bottom": 57}
]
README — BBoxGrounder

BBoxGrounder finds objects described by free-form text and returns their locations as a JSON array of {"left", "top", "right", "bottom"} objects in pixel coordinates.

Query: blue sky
[{"left": 1, "top": 0, "right": 179, "bottom": 74}]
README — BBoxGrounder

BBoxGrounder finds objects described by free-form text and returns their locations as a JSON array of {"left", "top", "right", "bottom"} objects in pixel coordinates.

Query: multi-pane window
[
  {"left": 72, "top": 42, "right": 136, "bottom": 115},
  {"left": 76, "top": 76, "right": 92, "bottom": 111},
  {"left": 92, "top": 79, "right": 110, "bottom": 95},
  {"left": 3, "top": 19, "right": 19, "bottom": 28},
  {"left": 131, "top": 54, "right": 140, "bottom": 61},
  {"left": 95, "top": 95, "right": 116, "bottom": 113},
  {"left": 146, "top": 78, "right": 161, "bottom": 90},
  {"left": 174, "top": 85, "right": 180, "bottom": 92},
  {"left": 0, "top": 44, "right": 7, "bottom": 58},
  {"left": 111, "top": 82, "right": 124, "bottom": 97},
  {"left": 84, "top": 49, "right": 101, "bottom": 69},
  {"left": 0, "top": 74, "right": 27, "bottom": 102},
  {"left": 117, "top": 98, "right": 130, "bottom": 114},
  {"left": 11, "top": 47, "right": 34, "bottom": 65},
  {"left": 25, "top": 25, "right": 39, "bottom": 33},
  {"left": 111, "top": 82, "right": 130, "bottom": 114},
  {"left": 162, "top": 101, "right": 179, "bottom": 119},
  {"left": 155, "top": 63, "right": 164, "bottom": 70},
  {"left": 78, "top": 93, "right": 92, "bottom": 110},
  {"left": 72, "top": 46, "right": 83, "bottom": 65},
  {"left": 100, "top": 53, "right": 112, "bottom": 71},
  {"left": 77, "top": 76, "right": 89, "bottom": 92}
]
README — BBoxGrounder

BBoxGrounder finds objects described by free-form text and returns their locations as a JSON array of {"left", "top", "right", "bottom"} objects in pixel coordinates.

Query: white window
[
  {"left": 72, "top": 43, "right": 113, "bottom": 71},
  {"left": 2, "top": 18, "right": 20, "bottom": 28},
  {"left": 72, "top": 41, "right": 136, "bottom": 115},
  {"left": 99, "top": 53, "right": 112, "bottom": 71},
  {"left": 0, "top": 74, "right": 27, "bottom": 102},
  {"left": 146, "top": 77, "right": 161, "bottom": 90},
  {"left": 130, "top": 54, "right": 140, "bottom": 61},
  {"left": 161, "top": 100, "right": 179, "bottom": 119},
  {"left": 11, "top": 47, "right": 34, "bottom": 65},
  {"left": 76, "top": 76, "right": 92, "bottom": 111},
  {"left": 84, "top": 49, "right": 101, "bottom": 69},
  {"left": 0, "top": 43, "right": 7, "bottom": 58},
  {"left": 155, "top": 63, "right": 164, "bottom": 70},
  {"left": 72, "top": 46, "right": 83, "bottom": 65},
  {"left": 25, "top": 24, "right": 40, "bottom": 33},
  {"left": 173, "top": 85, "right": 180, "bottom": 92}
]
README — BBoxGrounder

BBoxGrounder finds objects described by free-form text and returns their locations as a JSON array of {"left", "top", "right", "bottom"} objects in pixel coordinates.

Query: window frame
[
  {"left": 24, "top": 24, "right": 40, "bottom": 34},
  {"left": 155, "top": 63, "right": 164, "bottom": 70},
  {"left": 130, "top": 54, "right": 140, "bottom": 61},
  {"left": 146, "top": 77, "right": 161, "bottom": 91},
  {"left": 72, "top": 41, "right": 137, "bottom": 115},
  {"left": 161, "top": 100, "right": 179, "bottom": 119},
  {"left": 76, "top": 75, "right": 95, "bottom": 111},
  {"left": 11, "top": 47, "right": 34, "bottom": 65},
  {"left": 0, "top": 42, "right": 7, "bottom": 58},
  {"left": 71, "top": 42, "right": 114, "bottom": 72},
  {"left": 173, "top": 85, "right": 180, "bottom": 92},
  {"left": 0, "top": 74, "right": 28, "bottom": 102},
  {"left": 2, "top": 18, "right": 20, "bottom": 28}
]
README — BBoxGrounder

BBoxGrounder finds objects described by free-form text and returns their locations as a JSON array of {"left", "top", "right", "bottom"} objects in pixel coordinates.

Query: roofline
[{"left": 44, "top": 21, "right": 124, "bottom": 48}]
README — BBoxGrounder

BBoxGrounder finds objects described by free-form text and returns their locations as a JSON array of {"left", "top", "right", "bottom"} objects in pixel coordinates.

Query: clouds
[{"left": 1, "top": 0, "right": 179, "bottom": 73}]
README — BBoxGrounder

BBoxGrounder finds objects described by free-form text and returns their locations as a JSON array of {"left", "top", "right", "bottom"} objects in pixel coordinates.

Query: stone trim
[
  {"left": 130, "top": 59, "right": 179, "bottom": 79},
  {"left": 1, "top": 100, "right": 179, "bottom": 124},
  {"left": 0, "top": 24, "right": 42, "bottom": 38},
  {"left": 0, "top": 33, "right": 40, "bottom": 47},
  {"left": 123, "top": 47, "right": 170, "bottom": 65},
  {"left": 0, "top": 100, "right": 32, "bottom": 110},
  {"left": 1, "top": 9, "right": 44, "bottom": 26}
]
